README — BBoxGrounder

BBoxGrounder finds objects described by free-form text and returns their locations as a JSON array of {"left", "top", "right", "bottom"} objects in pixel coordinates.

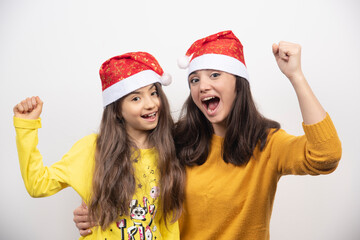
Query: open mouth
[
  {"left": 202, "top": 96, "right": 220, "bottom": 113},
  {"left": 141, "top": 111, "right": 157, "bottom": 119}
]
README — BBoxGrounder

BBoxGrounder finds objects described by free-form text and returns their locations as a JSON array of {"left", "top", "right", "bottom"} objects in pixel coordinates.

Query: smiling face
[
  {"left": 189, "top": 70, "right": 237, "bottom": 137},
  {"left": 121, "top": 84, "right": 161, "bottom": 140}
]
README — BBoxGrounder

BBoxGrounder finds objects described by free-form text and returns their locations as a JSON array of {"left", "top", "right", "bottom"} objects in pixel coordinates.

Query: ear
[
  {"left": 143, "top": 196, "right": 148, "bottom": 209},
  {"left": 116, "top": 110, "right": 123, "bottom": 122},
  {"left": 129, "top": 199, "right": 137, "bottom": 208}
]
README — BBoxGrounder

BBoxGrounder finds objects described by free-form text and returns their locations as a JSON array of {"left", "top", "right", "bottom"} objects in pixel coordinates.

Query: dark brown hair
[
  {"left": 174, "top": 76, "right": 280, "bottom": 166},
  {"left": 89, "top": 83, "right": 185, "bottom": 229}
]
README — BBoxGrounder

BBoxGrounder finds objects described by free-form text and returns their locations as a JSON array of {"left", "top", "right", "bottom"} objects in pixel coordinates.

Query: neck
[
  {"left": 212, "top": 122, "right": 226, "bottom": 137},
  {"left": 127, "top": 130, "right": 151, "bottom": 149}
]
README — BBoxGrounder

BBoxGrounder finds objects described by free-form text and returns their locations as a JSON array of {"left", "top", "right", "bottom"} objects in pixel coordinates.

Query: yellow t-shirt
[{"left": 14, "top": 117, "right": 179, "bottom": 240}]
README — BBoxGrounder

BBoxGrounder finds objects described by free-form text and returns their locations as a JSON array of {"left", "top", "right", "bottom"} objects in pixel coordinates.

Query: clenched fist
[
  {"left": 272, "top": 41, "right": 304, "bottom": 82},
  {"left": 13, "top": 96, "right": 43, "bottom": 119}
]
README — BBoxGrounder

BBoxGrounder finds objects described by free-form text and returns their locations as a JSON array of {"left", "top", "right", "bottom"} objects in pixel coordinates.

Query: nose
[
  {"left": 199, "top": 77, "right": 211, "bottom": 93},
  {"left": 144, "top": 96, "right": 156, "bottom": 109}
]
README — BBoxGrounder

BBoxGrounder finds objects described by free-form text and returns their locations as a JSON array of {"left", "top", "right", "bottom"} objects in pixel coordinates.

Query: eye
[
  {"left": 151, "top": 90, "right": 159, "bottom": 96},
  {"left": 189, "top": 77, "right": 199, "bottom": 84},
  {"left": 131, "top": 96, "right": 140, "bottom": 101},
  {"left": 210, "top": 72, "right": 221, "bottom": 78}
]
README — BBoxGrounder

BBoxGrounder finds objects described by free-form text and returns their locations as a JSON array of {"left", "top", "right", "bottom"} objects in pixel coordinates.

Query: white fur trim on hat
[
  {"left": 102, "top": 70, "right": 161, "bottom": 107},
  {"left": 188, "top": 54, "right": 249, "bottom": 80}
]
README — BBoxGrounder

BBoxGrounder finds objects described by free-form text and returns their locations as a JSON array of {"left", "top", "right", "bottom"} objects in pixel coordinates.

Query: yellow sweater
[
  {"left": 179, "top": 113, "right": 341, "bottom": 240},
  {"left": 14, "top": 117, "right": 179, "bottom": 240}
]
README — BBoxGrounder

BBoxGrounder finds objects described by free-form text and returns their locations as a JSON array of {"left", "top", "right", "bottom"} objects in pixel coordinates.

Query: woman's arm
[
  {"left": 270, "top": 44, "right": 341, "bottom": 174},
  {"left": 272, "top": 42, "right": 326, "bottom": 124}
]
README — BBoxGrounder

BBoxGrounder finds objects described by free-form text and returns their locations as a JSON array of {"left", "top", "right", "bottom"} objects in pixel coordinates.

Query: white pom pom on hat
[
  {"left": 177, "top": 55, "right": 191, "bottom": 69},
  {"left": 160, "top": 72, "right": 172, "bottom": 86}
]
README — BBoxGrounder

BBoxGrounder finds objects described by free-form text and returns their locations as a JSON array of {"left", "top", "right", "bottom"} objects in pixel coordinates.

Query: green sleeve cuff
[
  {"left": 13, "top": 117, "right": 42, "bottom": 129},
  {"left": 302, "top": 113, "right": 338, "bottom": 144}
]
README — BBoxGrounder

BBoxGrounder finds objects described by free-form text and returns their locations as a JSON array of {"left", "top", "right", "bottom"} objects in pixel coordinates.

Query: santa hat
[
  {"left": 100, "top": 52, "right": 172, "bottom": 107},
  {"left": 178, "top": 30, "right": 249, "bottom": 80}
]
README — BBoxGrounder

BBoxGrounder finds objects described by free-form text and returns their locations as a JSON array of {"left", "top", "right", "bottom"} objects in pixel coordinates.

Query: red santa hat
[
  {"left": 178, "top": 30, "right": 249, "bottom": 80},
  {"left": 100, "top": 52, "right": 172, "bottom": 107}
]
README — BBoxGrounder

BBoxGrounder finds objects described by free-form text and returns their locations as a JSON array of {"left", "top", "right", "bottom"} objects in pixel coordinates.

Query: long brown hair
[
  {"left": 89, "top": 83, "right": 185, "bottom": 229},
  {"left": 174, "top": 76, "right": 280, "bottom": 166}
]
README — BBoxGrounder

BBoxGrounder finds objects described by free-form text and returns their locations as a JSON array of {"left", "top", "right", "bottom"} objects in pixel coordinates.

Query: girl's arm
[
  {"left": 272, "top": 42, "right": 326, "bottom": 125},
  {"left": 13, "top": 96, "right": 70, "bottom": 197},
  {"left": 271, "top": 42, "right": 341, "bottom": 175}
]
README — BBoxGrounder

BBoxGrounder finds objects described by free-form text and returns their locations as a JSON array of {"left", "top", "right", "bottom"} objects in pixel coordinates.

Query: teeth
[
  {"left": 202, "top": 96, "right": 215, "bottom": 102},
  {"left": 144, "top": 112, "right": 156, "bottom": 117}
]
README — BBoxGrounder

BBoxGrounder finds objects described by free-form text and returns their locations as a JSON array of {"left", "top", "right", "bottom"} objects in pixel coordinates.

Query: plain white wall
[{"left": 1, "top": 0, "right": 359, "bottom": 239}]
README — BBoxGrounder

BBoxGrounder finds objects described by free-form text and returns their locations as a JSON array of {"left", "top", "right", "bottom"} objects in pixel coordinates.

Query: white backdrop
[{"left": 1, "top": 0, "right": 359, "bottom": 239}]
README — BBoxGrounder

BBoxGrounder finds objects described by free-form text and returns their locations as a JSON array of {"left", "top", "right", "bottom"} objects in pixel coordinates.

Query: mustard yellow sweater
[
  {"left": 14, "top": 117, "right": 179, "bottom": 240},
  {"left": 179, "top": 113, "right": 341, "bottom": 240}
]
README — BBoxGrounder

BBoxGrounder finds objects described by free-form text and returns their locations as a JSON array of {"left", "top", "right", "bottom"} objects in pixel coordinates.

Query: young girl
[
  {"left": 174, "top": 30, "right": 341, "bottom": 239},
  {"left": 14, "top": 52, "right": 185, "bottom": 239},
  {"left": 73, "top": 31, "right": 342, "bottom": 239}
]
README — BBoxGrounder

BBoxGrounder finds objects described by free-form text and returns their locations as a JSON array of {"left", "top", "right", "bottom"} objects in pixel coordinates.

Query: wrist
[{"left": 289, "top": 72, "right": 306, "bottom": 87}]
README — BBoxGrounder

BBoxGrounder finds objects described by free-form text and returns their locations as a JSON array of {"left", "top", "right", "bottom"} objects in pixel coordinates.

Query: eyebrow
[
  {"left": 130, "top": 84, "right": 156, "bottom": 95},
  {"left": 189, "top": 71, "right": 198, "bottom": 77},
  {"left": 148, "top": 84, "right": 156, "bottom": 90}
]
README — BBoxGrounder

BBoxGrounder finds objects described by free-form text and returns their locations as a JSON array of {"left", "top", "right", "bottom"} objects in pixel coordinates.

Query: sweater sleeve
[
  {"left": 269, "top": 113, "right": 342, "bottom": 176},
  {"left": 14, "top": 117, "right": 95, "bottom": 198}
]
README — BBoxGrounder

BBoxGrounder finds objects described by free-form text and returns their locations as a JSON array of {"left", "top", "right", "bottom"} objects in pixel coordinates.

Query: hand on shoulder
[{"left": 13, "top": 96, "right": 43, "bottom": 119}]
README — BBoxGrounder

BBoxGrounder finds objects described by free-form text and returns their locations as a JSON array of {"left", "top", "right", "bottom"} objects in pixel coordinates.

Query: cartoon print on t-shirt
[{"left": 116, "top": 163, "right": 160, "bottom": 240}]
